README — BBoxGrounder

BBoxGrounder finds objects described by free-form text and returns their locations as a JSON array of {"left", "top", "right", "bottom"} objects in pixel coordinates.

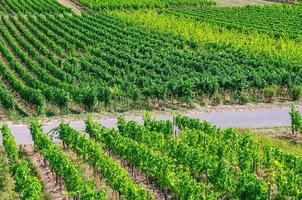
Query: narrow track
[
  {"left": 56, "top": 0, "right": 81, "bottom": 15},
  {"left": 0, "top": 106, "right": 302, "bottom": 145},
  {"left": 0, "top": 107, "right": 8, "bottom": 121}
]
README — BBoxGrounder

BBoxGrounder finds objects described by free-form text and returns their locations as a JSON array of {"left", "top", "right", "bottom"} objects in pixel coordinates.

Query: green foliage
[
  {"left": 175, "top": 115, "right": 302, "bottom": 199},
  {"left": 235, "top": 172, "right": 267, "bottom": 200},
  {"left": 0, "top": 0, "right": 70, "bottom": 15},
  {"left": 234, "top": 92, "right": 250, "bottom": 105},
  {"left": 30, "top": 120, "right": 106, "bottom": 199},
  {"left": 112, "top": 9, "right": 302, "bottom": 65},
  {"left": 289, "top": 105, "right": 302, "bottom": 134},
  {"left": 1, "top": 11, "right": 302, "bottom": 115},
  {"left": 0, "top": 150, "right": 17, "bottom": 199},
  {"left": 78, "top": 0, "right": 215, "bottom": 10},
  {"left": 167, "top": 5, "right": 302, "bottom": 40},
  {"left": 143, "top": 112, "right": 173, "bottom": 137},
  {"left": 59, "top": 120, "right": 153, "bottom": 200},
  {"left": 0, "top": 84, "right": 15, "bottom": 110},
  {"left": 0, "top": 155, "right": 5, "bottom": 190},
  {"left": 264, "top": 85, "right": 278, "bottom": 102},
  {"left": 1, "top": 124, "right": 42, "bottom": 200},
  {"left": 87, "top": 117, "right": 211, "bottom": 199},
  {"left": 11, "top": 160, "right": 42, "bottom": 200},
  {"left": 2, "top": 114, "right": 299, "bottom": 199},
  {"left": 290, "top": 85, "right": 302, "bottom": 101}
]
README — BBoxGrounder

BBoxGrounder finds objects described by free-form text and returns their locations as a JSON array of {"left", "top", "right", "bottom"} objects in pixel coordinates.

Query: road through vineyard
[{"left": 0, "top": 106, "right": 301, "bottom": 145}]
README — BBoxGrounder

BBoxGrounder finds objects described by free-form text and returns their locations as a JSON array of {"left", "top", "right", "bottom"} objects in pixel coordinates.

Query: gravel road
[{"left": 0, "top": 107, "right": 301, "bottom": 145}]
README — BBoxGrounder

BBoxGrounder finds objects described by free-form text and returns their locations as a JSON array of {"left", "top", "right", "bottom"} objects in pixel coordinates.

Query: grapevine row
[
  {"left": 85, "top": 118, "right": 216, "bottom": 199},
  {"left": 0, "top": 0, "right": 70, "bottom": 15},
  {"left": 166, "top": 5, "right": 302, "bottom": 39},
  {"left": 29, "top": 120, "right": 106, "bottom": 199},
  {"left": 57, "top": 123, "right": 154, "bottom": 200},
  {"left": 1, "top": 124, "right": 42, "bottom": 200}
]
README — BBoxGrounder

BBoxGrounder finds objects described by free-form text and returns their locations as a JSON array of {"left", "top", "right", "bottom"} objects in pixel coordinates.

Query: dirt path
[
  {"left": 56, "top": 0, "right": 81, "bottom": 15},
  {"left": 0, "top": 107, "right": 8, "bottom": 121},
  {"left": 216, "top": 0, "right": 276, "bottom": 6},
  {"left": 24, "top": 146, "right": 69, "bottom": 200}
]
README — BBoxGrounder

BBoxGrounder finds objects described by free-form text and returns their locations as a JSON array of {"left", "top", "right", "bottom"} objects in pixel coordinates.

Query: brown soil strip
[
  {"left": 56, "top": 0, "right": 81, "bottom": 15},
  {"left": 105, "top": 149, "right": 171, "bottom": 200},
  {"left": 216, "top": 0, "right": 276, "bottom": 7},
  {"left": 24, "top": 145, "right": 70, "bottom": 200},
  {"left": 0, "top": 107, "right": 8, "bottom": 121}
]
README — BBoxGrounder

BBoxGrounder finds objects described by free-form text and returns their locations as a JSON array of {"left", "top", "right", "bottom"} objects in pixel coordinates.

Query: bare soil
[
  {"left": 56, "top": 0, "right": 82, "bottom": 15},
  {"left": 216, "top": 0, "right": 276, "bottom": 6},
  {"left": 105, "top": 149, "right": 172, "bottom": 200},
  {"left": 0, "top": 107, "right": 8, "bottom": 121}
]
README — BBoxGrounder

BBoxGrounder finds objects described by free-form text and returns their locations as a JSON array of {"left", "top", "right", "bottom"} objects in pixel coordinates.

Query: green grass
[{"left": 243, "top": 127, "right": 302, "bottom": 157}]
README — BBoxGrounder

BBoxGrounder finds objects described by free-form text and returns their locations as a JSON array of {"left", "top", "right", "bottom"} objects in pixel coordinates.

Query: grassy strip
[{"left": 242, "top": 127, "right": 302, "bottom": 157}]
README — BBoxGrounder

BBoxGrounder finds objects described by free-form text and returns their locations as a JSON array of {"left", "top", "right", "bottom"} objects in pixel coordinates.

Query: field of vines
[
  {"left": 0, "top": 0, "right": 70, "bottom": 14},
  {"left": 0, "top": 115, "right": 301, "bottom": 199},
  {"left": 166, "top": 4, "right": 302, "bottom": 39},
  {"left": 0, "top": 1, "right": 301, "bottom": 119},
  {"left": 0, "top": 0, "right": 301, "bottom": 199}
]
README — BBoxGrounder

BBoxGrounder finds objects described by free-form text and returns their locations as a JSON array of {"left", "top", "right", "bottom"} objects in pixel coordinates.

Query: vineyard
[
  {"left": 0, "top": 0, "right": 302, "bottom": 198},
  {"left": 0, "top": 0, "right": 300, "bottom": 119},
  {"left": 0, "top": 0, "right": 70, "bottom": 14},
  {"left": 165, "top": 4, "right": 302, "bottom": 39},
  {"left": 0, "top": 9, "right": 301, "bottom": 118},
  {"left": 1, "top": 114, "right": 302, "bottom": 199}
]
